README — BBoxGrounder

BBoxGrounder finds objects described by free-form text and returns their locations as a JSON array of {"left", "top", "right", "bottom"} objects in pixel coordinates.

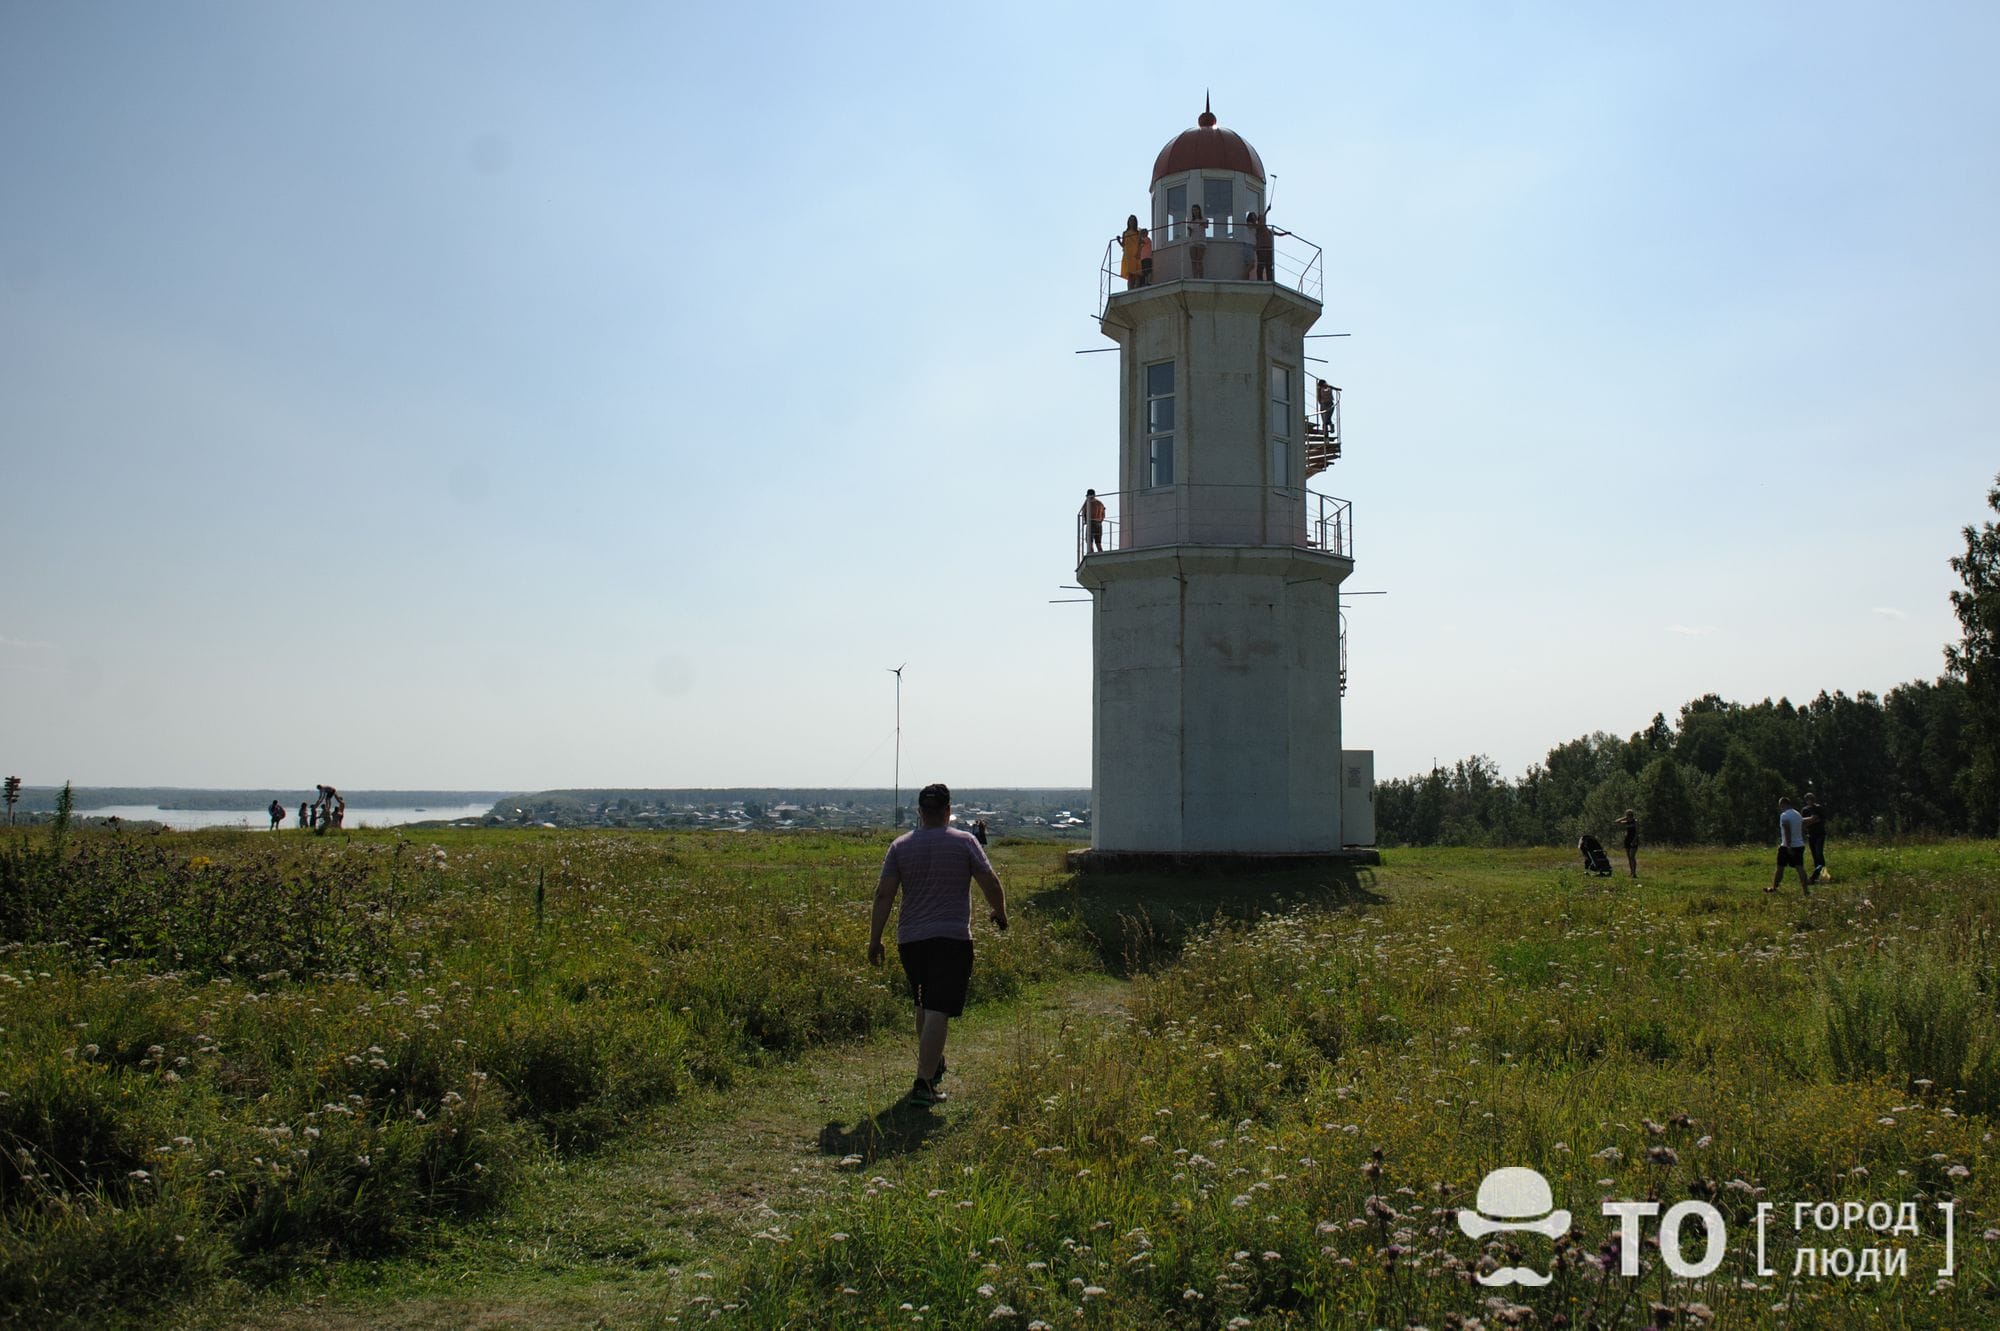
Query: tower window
[
  {"left": 1204, "top": 178, "right": 1234, "bottom": 236},
  {"left": 1163, "top": 183, "right": 1186, "bottom": 240},
  {"left": 1146, "top": 360, "right": 1175, "bottom": 488},
  {"left": 1269, "top": 364, "right": 1292, "bottom": 486}
]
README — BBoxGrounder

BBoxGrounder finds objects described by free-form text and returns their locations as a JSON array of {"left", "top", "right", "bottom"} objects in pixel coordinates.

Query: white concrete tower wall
[
  {"left": 1088, "top": 549, "right": 1344, "bottom": 852},
  {"left": 1079, "top": 104, "right": 1353, "bottom": 856}
]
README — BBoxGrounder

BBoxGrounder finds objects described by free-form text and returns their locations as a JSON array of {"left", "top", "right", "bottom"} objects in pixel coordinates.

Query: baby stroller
[{"left": 1577, "top": 834, "right": 1614, "bottom": 877}]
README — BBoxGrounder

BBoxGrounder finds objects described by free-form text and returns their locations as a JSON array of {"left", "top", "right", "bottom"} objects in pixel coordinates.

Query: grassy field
[
  {"left": 724, "top": 844, "right": 2000, "bottom": 1329},
  {"left": 2, "top": 825, "right": 1997, "bottom": 1329},
  {"left": 0, "top": 822, "right": 1088, "bottom": 1327}
]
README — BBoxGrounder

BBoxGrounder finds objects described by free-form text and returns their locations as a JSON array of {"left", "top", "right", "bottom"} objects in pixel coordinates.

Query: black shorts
[
  {"left": 899, "top": 937, "right": 974, "bottom": 1017},
  {"left": 1777, "top": 845, "right": 1805, "bottom": 868}
]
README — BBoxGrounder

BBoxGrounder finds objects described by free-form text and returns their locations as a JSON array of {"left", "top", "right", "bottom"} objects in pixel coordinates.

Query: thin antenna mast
[{"left": 889, "top": 664, "right": 906, "bottom": 827}]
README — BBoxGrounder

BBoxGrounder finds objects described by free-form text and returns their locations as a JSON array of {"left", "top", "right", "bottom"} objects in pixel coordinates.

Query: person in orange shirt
[{"left": 1081, "top": 489, "right": 1107, "bottom": 552}]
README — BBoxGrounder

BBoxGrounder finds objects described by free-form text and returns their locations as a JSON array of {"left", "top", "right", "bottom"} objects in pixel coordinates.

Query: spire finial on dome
[{"left": 1199, "top": 92, "right": 1216, "bottom": 129}]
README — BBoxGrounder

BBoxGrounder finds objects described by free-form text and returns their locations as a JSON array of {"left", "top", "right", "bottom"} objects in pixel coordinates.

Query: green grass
[
  {"left": 0, "top": 824, "right": 1087, "bottom": 1328},
  {"left": 6, "top": 828, "right": 2000, "bottom": 1329},
  {"left": 721, "top": 843, "right": 2000, "bottom": 1329}
]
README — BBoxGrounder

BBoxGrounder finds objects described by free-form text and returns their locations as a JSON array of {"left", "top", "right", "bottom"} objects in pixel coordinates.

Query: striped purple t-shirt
[{"left": 882, "top": 825, "right": 995, "bottom": 944}]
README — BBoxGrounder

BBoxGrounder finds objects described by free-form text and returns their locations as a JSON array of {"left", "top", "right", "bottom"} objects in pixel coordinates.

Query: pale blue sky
[{"left": 2, "top": 2, "right": 1994, "bottom": 790}]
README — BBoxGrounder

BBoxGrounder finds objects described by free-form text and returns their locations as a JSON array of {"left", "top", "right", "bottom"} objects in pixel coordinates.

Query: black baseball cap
[{"left": 917, "top": 783, "right": 950, "bottom": 810}]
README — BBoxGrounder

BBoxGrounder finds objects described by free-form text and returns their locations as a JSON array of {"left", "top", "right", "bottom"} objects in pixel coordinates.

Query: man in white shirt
[
  {"left": 868, "top": 783, "right": 1009, "bottom": 1106},
  {"left": 1768, "top": 796, "right": 1810, "bottom": 895}
]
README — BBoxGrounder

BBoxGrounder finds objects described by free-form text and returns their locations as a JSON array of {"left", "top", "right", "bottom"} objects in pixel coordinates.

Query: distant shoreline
[
  {"left": 6, "top": 785, "right": 1090, "bottom": 814},
  {"left": 8, "top": 788, "right": 516, "bottom": 813}
]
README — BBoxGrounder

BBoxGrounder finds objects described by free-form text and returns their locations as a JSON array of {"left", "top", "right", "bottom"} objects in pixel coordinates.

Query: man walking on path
[
  {"left": 1769, "top": 796, "right": 1811, "bottom": 895},
  {"left": 868, "top": 783, "right": 1008, "bottom": 1106},
  {"left": 1802, "top": 790, "right": 1829, "bottom": 883}
]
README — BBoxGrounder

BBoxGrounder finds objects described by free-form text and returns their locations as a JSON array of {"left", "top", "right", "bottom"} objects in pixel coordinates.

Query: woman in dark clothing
[{"left": 1614, "top": 809, "right": 1638, "bottom": 879}]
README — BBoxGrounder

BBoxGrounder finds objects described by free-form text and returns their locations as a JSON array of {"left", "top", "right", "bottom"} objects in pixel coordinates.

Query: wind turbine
[{"left": 889, "top": 664, "right": 906, "bottom": 827}]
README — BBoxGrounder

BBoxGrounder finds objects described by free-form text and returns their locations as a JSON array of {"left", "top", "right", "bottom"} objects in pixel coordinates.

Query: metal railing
[
  {"left": 1076, "top": 483, "right": 1352, "bottom": 567},
  {"left": 1339, "top": 610, "right": 1350, "bottom": 697},
  {"left": 1099, "top": 223, "right": 1324, "bottom": 316}
]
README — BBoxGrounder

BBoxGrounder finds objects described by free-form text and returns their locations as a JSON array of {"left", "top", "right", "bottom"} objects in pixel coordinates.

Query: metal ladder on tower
[{"left": 1305, "top": 386, "right": 1342, "bottom": 477}]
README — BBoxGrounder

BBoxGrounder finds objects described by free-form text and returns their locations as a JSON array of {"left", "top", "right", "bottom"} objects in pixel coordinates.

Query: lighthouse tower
[{"left": 1078, "top": 104, "right": 1356, "bottom": 858}]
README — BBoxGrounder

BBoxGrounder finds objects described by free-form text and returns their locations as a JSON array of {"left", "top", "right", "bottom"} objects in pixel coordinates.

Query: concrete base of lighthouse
[
  {"left": 1063, "top": 847, "right": 1382, "bottom": 874},
  {"left": 1078, "top": 543, "right": 1351, "bottom": 854}
]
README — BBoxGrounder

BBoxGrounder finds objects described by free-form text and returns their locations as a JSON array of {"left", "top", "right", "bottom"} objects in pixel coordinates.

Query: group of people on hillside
[
  {"left": 267, "top": 785, "right": 344, "bottom": 833},
  {"left": 1605, "top": 791, "right": 1830, "bottom": 891},
  {"left": 1117, "top": 207, "right": 1289, "bottom": 288},
  {"left": 307, "top": 785, "right": 345, "bottom": 831}
]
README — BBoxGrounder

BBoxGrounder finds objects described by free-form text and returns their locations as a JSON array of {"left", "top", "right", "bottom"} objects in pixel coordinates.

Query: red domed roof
[{"left": 1151, "top": 101, "right": 1265, "bottom": 185}]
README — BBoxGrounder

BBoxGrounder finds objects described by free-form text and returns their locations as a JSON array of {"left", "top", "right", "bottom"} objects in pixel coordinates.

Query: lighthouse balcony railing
[
  {"left": 1098, "top": 225, "right": 1324, "bottom": 316},
  {"left": 1077, "top": 484, "right": 1352, "bottom": 568}
]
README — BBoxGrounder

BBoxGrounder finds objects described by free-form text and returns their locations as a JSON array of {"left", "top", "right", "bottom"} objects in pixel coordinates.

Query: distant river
[{"left": 75, "top": 804, "right": 495, "bottom": 832}]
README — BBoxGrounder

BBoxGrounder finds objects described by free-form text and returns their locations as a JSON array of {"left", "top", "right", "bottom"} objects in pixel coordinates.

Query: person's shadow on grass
[{"left": 817, "top": 1094, "right": 948, "bottom": 1165}]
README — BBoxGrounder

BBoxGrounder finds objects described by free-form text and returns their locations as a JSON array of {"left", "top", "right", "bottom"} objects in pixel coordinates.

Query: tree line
[{"left": 1377, "top": 474, "right": 2000, "bottom": 847}]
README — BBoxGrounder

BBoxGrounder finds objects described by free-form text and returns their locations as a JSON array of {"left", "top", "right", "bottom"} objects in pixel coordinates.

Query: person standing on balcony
[
  {"left": 1248, "top": 210, "right": 1272, "bottom": 280},
  {"left": 1138, "top": 227, "right": 1153, "bottom": 285},
  {"left": 1252, "top": 210, "right": 1290, "bottom": 282},
  {"left": 1316, "top": 379, "right": 1336, "bottom": 436},
  {"left": 1082, "top": 489, "right": 1106, "bottom": 553},
  {"left": 1120, "top": 215, "right": 1145, "bottom": 290},
  {"left": 1188, "top": 205, "right": 1207, "bottom": 277},
  {"left": 867, "top": 783, "right": 1008, "bottom": 1107}
]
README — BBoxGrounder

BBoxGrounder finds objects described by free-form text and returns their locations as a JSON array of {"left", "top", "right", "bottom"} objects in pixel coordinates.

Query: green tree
[
  {"left": 1579, "top": 769, "right": 1639, "bottom": 843},
  {"left": 1705, "top": 743, "right": 1787, "bottom": 843},
  {"left": 1439, "top": 755, "right": 1521, "bottom": 846},
  {"left": 1799, "top": 690, "right": 1890, "bottom": 830},
  {"left": 1635, "top": 756, "right": 1699, "bottom": 844},
  {"left": 1372, "top": 777, "right": 1416, "bottom": 847},
  {"left": 1675, "top": 696, "right": 1738, "bottom": 777},
  {"left": 1410, "top": 767, "right": 1449, "bottom": 845},
  {"left": 1522, "top": 733, "right": 1624, "bottom": 840},
  {"left": 1946, "top": 471, "right": 2000, "bottom": 833},
  {"left": 1883, "top": 678, "right": 1970, "bottom": 834}
]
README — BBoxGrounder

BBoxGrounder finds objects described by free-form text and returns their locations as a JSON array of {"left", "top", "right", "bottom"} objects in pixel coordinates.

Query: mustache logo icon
[{"left": 1459, "top": 1167, "right": 1571, "bottom": 1288}]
